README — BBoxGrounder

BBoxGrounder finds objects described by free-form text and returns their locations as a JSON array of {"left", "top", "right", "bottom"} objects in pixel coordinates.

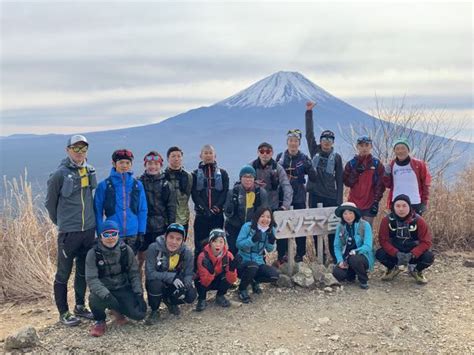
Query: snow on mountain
[{"left": 216, "top": 71, "right": 334, "bottom": 108}]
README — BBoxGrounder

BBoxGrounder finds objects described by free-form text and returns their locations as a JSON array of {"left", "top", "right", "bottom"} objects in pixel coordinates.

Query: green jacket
[{"left": 164, "top": 167, "right": 193, "bottom": 225}]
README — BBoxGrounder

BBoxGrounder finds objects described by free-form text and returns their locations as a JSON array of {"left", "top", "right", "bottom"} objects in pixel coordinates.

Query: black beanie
[{"left": 393, "top": 194, "right": 412, "bottom": 207}]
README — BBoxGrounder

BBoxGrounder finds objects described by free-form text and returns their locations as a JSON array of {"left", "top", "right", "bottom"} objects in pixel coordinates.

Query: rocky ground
[{"left": 1, "top": 252, "right": 473, "bottom": 354}]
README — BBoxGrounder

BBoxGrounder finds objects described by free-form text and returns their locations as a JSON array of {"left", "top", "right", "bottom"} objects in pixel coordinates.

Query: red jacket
[
  {"left": 196, "top": 244, "right": 238, "bottom": 288},
  {"left": 378, "top": 213, "right": 432, "bottom": 258},
  {"left": 343, "top": 154, "right": 385, "bottom": 210},
  {"left": 383, "top": 157, "right": 431, "bottom": 207}
]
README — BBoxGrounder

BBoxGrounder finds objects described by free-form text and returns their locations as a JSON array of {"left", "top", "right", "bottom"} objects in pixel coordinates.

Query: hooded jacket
[
  {"left": 145, "top": 235, "right": 194, "bottom": 286},
  {"left": 45, "top": 157, "right": 97, "bottom": 233},
  {"left": 85, "top": 241, "right": 142, "bottom": 299},
  {"left": 94, "top": 168, "right": 148, "bottom": 237},
  {"left": 196, "top": 243, "right": 238, "bottom": 288},
  {"left": 139, "top": 173, "right": 177, "bottom": 234},
  {"left": 251, "top": 158, "right": 293, "bottom": 210},
  {"left": 236, "top": 222, "right": 277, "bottom": 265}
]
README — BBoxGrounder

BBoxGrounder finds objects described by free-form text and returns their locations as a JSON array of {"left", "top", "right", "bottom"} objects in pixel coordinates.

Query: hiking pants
[
  {"left": 89, "top": 286, "right": 146, "bottom": 322},
  {"left": 146, "top": 279, "right": 197, "bottom": 311},
  {"left": 238, "top": 261, "right": 280, "bottom": 291},
  {"left": 333, "top": 254, "right": 369, "bottom": 283},
  {"left": 195, "top": 272, "right": 232, "bottom": 300},
  {"left": 376, "top": 248, "right": 434, "bottom": 271},
  {"left": 54, "top": 228, "right": 95, "bottom": 314},
  {"left": 310, "top": 194, "right": 337, "bottom": 264}
]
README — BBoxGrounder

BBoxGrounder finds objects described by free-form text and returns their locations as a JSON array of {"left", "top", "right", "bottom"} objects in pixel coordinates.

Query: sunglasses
[
  {"left": 321, "top": 137, "right": 334, "bottom": 142},
  {"left": 69, "top": 145, "right": 88, "bottom": 153},
  {"left": 145, "top": 155, "right": 163, "bottom": 163},
  {"left": 259, "top": 148, "right": 273, "bottom": 154},
  {"left": 101, "top": 230, "right": 119, "bottom": 238}
]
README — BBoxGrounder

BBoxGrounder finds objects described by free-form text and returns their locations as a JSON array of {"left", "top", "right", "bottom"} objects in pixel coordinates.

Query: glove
[
  {"left": 252, "top": 230, "right": 263, "bottom": 243},
  {"left": 396, "top": 252, "right": 412, "bottom": 266},
  {"left": 384, "top": 164, "right": 392, "bottom": 175},
  {"left": 267, "top": 231, "right": 276, "bottom": 244},
  {"left": 228, "top": 257, "right": 239, "bottom": 272},
  {"left": 370, "top": 201, "right": 379, "bottom": 216},
  {"left": 173, "top": 278, "right": 185, "bottom": 290},
  {"left": 415, "top": 203, "right": 427, "bottom": 215},
  {"left": 356, "top": 164, "right": 365, "bottom": 174},
  {"left": 202, "top": 257, "right": 215, "bottom": 274},
  {"left": 210, "top": 206, "right": 221, "bottom": 215},
  {"left": 104, "top": 293, "right": 120, "bottom": 310},
  {"left": 183, "top": 278, "right": 193, "bottom": 290},
  {"left": 135, "top": 233, "right": 145, "bottom": 250},
  {"left": 134, "top": 292, "right": 147, "bottom": 313}
]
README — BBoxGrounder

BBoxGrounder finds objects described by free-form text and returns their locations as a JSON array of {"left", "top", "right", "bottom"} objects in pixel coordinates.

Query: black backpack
[
  {"left": 103, "top": 177, "right": 140, "bottom": 217},
  {"left": 95, "top": 243, "right": 129, "bottom": 279}
]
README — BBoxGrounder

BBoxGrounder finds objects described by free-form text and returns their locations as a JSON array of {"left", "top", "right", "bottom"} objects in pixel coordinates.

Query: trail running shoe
[{"left": 59, "top": 311, "right": 80, "bottom": 326}]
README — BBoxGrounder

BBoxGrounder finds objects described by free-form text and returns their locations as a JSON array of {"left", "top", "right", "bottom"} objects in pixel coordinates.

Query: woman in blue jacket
[
  {"left": 236, "top": 206, "right": 280, "bottom": 303},
  {"left": 333, "top": 202, "right": 375, "bottom": 289}
]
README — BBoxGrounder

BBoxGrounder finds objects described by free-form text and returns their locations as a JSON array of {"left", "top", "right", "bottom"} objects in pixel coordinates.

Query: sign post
[{"left": 273, "top": 206, "right": 339, "bottom": 273}]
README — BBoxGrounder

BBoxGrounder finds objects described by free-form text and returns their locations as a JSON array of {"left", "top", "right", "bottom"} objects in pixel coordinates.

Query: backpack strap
[
  {"left": 129, "top": 179, "right": 140, "bottom": 215},
  {"left": 254, "top": 186, "right": 261, "bottom": 211},
  {"left": 119, "top": 243, "right": 129, "bottom": 274},
  {"left": 104, "top": 177, "right": 116, "bottom": 218},
  {"left": 94, "top": 246, "right": 106, "bottom": 279}
]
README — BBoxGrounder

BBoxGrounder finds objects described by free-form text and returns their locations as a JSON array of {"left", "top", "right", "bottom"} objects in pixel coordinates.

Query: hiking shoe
[
  {"left": 167, "top": 304, "right": 181, "bottom": 316},
  {"left": 359, "top": 281, "right": 369, "bottom": 290},
  {"left": 294, "top": 255, "right": 304, "bottom": 263},
  {"left": 110, "top": 310, "right": 128, "bottom": 326},
  {"left": 215, "top": 295, "right": 231, "bottom": 308},
  {"left": 381, "top": 268, "right": 402, "bottom": 281},
  {"left": 229, "top": 279, "right": 240, "bottom": 291},
  {"left": 252, "top": 281, "right": 263, "bottom": 294},
  {"left": 59, "top": 311, "right": 80, "bottom": 326},
  {"left": 195, "top": 299, "right": 207, "bottom": 312},
  {"left": 74, "top": 305, "right": 94, "bottom": 320},
  {"left": 145, "top": 310, "right": 160, "bottom": 325},
  {"left": 238, "top": 290, "right": 251, "bottom": 304},
  {"left": 410, "top": 270, "right": 428, "bottom": 284},
  {"left": 90, "top": 321, "right": 106, "bottom": 337}
]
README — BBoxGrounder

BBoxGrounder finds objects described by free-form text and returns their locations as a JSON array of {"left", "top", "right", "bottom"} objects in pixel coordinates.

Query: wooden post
[
  {"left": 317, "top": 203, "right": 324, "bottom": 264},
  {"left": 287, "top": 238, "right": 295, "bottom": 274}
]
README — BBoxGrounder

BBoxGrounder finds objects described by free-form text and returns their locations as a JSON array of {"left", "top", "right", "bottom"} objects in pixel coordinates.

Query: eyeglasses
[
  {"left": 101, "top": 230, "right": 119, "bottom": 238},
  {"left": 69, "top": 145, "right": 88, "bottom": 153},
  {"left": 258, "top": 148, "right": 273, "bottom": 155}
]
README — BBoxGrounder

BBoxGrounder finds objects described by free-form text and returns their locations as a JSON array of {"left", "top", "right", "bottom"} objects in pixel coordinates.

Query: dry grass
[
  {"left": 0, "top": 175, "right": 57, "bottom": 303},
  {"left": 0, "top": 165, "right": 472, "bottom": 303}
]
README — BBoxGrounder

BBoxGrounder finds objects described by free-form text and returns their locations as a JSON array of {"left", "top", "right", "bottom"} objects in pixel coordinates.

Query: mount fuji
[{"left": 0, "top": 71, "right": 470, "bottom": 194}]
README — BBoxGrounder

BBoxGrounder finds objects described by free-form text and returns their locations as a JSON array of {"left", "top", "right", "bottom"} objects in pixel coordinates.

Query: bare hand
[
  {"left": 338, "top": 261, "right": 348, "bottom": 269},
  {"left": 306, "top": 101, "right": 316, "bottom": 110}
]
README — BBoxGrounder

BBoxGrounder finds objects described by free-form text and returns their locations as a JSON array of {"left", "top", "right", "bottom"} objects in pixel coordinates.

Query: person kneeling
[
  {"left": 86, "top": 220, "right": 147, "bottom": 337},
  {"left": 332, "top": 202, "right": 375, "bottom": 289},
  {"left": 376, "top": 194, "right": 434, "bottom": 284},
  {"left": 195, "top": 229, "right": 238, "bottom": 312},
  {"left": 145, "top": 223, "right": 196, "bottom": 324},
  {"left": 236, "top": 207, "right": 280, "bottom": 303}
]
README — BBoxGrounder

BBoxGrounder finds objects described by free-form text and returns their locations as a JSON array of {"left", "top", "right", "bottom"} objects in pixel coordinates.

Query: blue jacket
[
  {"left": 236, "top": 222, "right": 276, "bottom": 265},
  {"left": 333, "top": 220, "right": 375, "bottom": 271},
  {"left": 94, "top": 168, "right": 147, "bottom": 238}
]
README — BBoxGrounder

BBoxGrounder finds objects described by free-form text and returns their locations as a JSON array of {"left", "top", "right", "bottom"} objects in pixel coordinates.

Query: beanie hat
[
  {"left": 393, "top": 138, "right": 411, "bottom": 151},
  {"left": 335, "top": 202, "right": 361, "bottom": 220},
  {"left": 239, "top": 164, "right": 257, "bottom": 178},
  {"left": 320, "top": 130, "right": 335, "bottom": 140},
  {"left": 393, "top": 194, "right": 412, "bottom": 207},
  {"left": 112, "top": 149, "right": 134, "bottom": 162},
  {"left": 143, "top": 151, "right": 164, "bottom": 166},
  {"left": 208, "top": 228, "right": 227, "bottom": 244},
  {"left": 165, "top": 223, "right": 186, "bottom": 240},
  {"left": 287, "top": 129, "right": 302, "bottom": 140},
  {"left": 100, "top": 219, "right": 120, "bottom": 235},
  {"left": 357, "top": 135, "right": 372, "bottom": 144}
]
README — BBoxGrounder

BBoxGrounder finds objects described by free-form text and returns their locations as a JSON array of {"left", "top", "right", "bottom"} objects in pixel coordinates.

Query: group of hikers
[{"left": 45, "top": 102, "right": 434, "bottom": 337}]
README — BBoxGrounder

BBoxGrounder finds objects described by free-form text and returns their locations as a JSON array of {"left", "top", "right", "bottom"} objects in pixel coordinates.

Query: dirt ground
[{"left": 1, "top": 252, "right": 473, "bottom": 354}]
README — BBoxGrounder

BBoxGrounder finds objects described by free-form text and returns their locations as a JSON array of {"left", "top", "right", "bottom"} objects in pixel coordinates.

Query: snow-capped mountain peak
[{"left": 216, "top": 71, "right": 334, "bottom": 108}]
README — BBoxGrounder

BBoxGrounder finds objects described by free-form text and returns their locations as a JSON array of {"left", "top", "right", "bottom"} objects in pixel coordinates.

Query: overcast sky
[{"left": 1, "top": 1, "right": 472, "bottom": 140}]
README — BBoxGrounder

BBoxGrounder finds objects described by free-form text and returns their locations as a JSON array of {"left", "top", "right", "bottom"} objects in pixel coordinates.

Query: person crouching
[
  {"left": 86, "top": 220, "right": 147, "bottom": 337},
  {"left": 145, "top": 223, "right": 196, "bottom": 324}
]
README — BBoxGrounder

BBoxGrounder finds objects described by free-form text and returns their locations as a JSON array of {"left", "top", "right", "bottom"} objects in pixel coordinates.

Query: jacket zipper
[
  {"left": 122, "top": 174, "right": 127, "bottom": 236},
  {"left": 80, "top": 185, "right": 85, "bottom": 231},
  {"left": 207, "top": 165, "right": 212, "bottom": 209}
]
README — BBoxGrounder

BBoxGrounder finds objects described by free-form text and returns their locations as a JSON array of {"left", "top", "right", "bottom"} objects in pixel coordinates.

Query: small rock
[
  {"left": 324, "top": 287, "right": 333, "bottom": 293},
  {"left": 462, "top": 259, "right": 474, "bottom": 268},
  {"left": 328, "top": 334, "right": 340, "bottom": 341},
  {"left": 279, "top": 262, "right": 297, "bottom": 276},
  {"left": 4, "top": 326, "right": 39, "bottom": 350},
  {"left": 276, "top": 274, "right": 294, "bottom": 288},
  {"left": 292, "top": 264, "right": 315, "bottom": 288},
  {"left": 321, "top": 273, "right": 340, "bottom": 287},
  {"left": 317, "top": 317, "right": 330, "bottom": 325}
]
